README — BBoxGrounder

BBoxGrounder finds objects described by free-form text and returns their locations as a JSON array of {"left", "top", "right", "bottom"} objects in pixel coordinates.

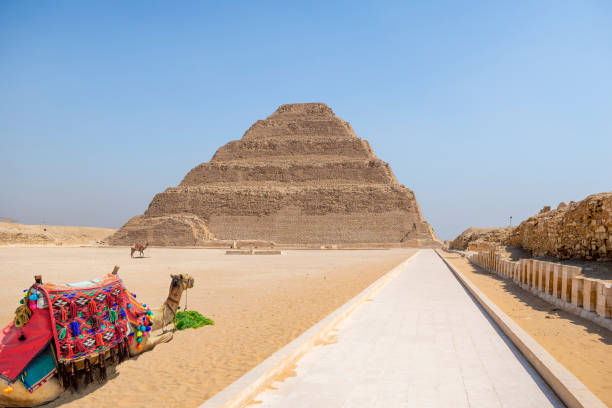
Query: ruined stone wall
[
  {"left": 449, "top": 227, "right": 515, "bottom": 250},
  {"left": 507, "top": 193, "right": 612, "bottom": 260}
]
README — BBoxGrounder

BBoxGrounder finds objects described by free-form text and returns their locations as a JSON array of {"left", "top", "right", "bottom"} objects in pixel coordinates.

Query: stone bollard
[
  {"left": 583, "top": 279, "right": 597, "bottom": 312},
  {"left": 552, "top": 264, "right": 562, "bottom": 299},
  {"left": 523, "top": 260, "right": 530, "bottom": 286},
  {"left": 513, "top": 263, "right": 520, "bottom": 283},
  {"left": 595, "top": 282, "right": 612, "bottom": 318},
  {"left": 543, "top": 263, "right": 551, "bottom": 295},
  {"left": 537, "top": 261, "right": 545, "bottom": 292},
  {"left": 561, "top": 266, "right": 581, "bottom": 303},
  {"left": 571, "top": 276, "right": 584, "bottom": 308},
  {"left": 561, "top": 266, "right": 571, "bottom": 302}
]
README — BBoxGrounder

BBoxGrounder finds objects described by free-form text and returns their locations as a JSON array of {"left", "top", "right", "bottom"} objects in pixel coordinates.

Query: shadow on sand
[{"left": 468, "top": 261, "right": 612, "bottom": 346}]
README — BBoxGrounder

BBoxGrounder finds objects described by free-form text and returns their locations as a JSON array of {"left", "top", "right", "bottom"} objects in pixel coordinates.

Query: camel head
[{"left": 170, "top": 273, "right": 194, "bottom": 291}]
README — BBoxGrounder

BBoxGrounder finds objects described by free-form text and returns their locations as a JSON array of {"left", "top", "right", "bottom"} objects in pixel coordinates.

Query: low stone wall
[{"left": 469, "top": 249, "right": 612, "bottom": 330}]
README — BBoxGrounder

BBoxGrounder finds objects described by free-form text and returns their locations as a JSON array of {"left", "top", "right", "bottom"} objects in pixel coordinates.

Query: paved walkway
[{"left": 252, "top": 250, "right": 564, "bottom": 407}]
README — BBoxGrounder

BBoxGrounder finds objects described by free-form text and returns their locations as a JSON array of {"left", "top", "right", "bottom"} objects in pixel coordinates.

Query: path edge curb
[
  {"left": 435, "top": 250, "right": 606, "bottom": 408},
  {"left": 199, "top": 250, "right": 421, "bottom": 408}
]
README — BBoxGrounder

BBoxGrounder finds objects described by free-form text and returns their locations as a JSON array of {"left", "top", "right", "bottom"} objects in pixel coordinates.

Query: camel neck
[{"left": 164, "top": 285, "right": 183, "bottom": 317}]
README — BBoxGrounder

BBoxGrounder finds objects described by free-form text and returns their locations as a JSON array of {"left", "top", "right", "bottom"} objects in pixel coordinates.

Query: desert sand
[
  {"left": 440, "top": 251, "right": 612, "bottom": 406},
  {"left": 0, "top": 246, "right": 415, "bottom": 407},
  {"left": 0, "top": 223, "right": 115, "bottom": 246}
]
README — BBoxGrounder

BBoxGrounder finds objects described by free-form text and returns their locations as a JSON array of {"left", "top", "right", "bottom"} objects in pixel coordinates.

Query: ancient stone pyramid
[{"left": 109, "top": 103, "right": 440, "bottom": 246}]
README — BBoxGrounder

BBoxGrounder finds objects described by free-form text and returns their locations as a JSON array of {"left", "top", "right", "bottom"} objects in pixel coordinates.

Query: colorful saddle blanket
[
  {"left": 0, "top": 272, "right": 152, "bottom": 391},
  {"left": 40, "top": 274, "right": 132, "bottom": 363}
]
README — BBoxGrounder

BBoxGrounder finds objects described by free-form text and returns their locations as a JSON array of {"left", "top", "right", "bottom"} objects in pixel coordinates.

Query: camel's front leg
[{"left": 130, "top": 332, "right": 173, "bottom": 354}]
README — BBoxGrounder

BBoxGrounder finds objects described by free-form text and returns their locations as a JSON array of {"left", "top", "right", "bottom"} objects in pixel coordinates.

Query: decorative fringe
[
  {"left": 106, "top": 294, "right": 115, "bottom": 308},
  {"left": 57, "top": 362, "right": 70, "bottom": 389},
  {"left": 114, "top": 322, "right": 125, "bottom": 338},
  {"left": 98, "top": 352, "right": 107, "bottom": 382},
  {"left": 59, "top": 305, "right": 68, "bottom": 321},
  {"left": 110, "top": 346, "right": 118, "bottom": 364},
  {"left": 13, "top": 304, "right": 32, "bottom": 327},
  {"left": 70, "top": 362, "right": 78, "bottom": 392},
  {"left": 65, "top": 343, "right": 73, "bottom": 359},
  {"left": 84, "top": 359, "right": 93, "bottom": 385},
  {"left": 69, "top": 301, "right": 78, "bottom": 319},
  {"left": 95, "top": 332, "right": 104, "bottom": 347},
  {"left": 70, "top": 321, "right": 80, "bottom": 337},
  {"left": 88, "top": 300, "right": 98, "bottom": 315},
  {"left": 90, "top": 315, "right": 101, "bottom": 331},
  {"left": 73, "top": 337, "right": 87, "bottom": 353},
  {"left": 118, "top": 339, "right": 128, "bottom": 362}
]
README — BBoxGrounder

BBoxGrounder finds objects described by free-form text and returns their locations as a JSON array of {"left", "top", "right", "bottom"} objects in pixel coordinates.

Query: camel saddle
[{"left": 0, "top": 270, "right": 151, "bottom": 391}]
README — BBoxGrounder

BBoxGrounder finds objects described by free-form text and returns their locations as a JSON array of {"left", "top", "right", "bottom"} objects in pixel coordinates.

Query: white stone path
[{"left": 253, "top": 250, "right": 564, "bottom": 407}]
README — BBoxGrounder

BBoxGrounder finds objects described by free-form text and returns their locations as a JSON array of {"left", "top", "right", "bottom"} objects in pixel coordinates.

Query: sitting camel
[
  {"left": 130, "top": 242, "right": 148, "bottom": 258},
  {"left": 0, "top": 272, "right": 194, "bottom": 407}
]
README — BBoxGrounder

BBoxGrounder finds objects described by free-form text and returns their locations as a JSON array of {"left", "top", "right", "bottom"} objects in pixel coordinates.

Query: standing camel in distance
[{"left": 130, "top": 242, "right": 149, "bottom": 258}]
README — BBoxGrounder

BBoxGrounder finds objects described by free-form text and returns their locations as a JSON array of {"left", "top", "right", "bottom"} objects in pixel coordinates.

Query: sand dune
[
  {"left": 0, "top": 222, "right": 115, "bottom": 246},
  {"left": 0, "top": 247, "right": 415, "bottom": 407}
]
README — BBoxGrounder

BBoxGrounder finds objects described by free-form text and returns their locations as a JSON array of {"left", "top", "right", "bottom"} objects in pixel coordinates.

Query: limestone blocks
[
  {"left": 110, "top": 103, "right": 440, "bottom": 246},
  {"left": 508, "top": 192, "right": 612, "bottom": 260},
  {"left": 469, "top": 249, "right": 612, "bottom": 325}
]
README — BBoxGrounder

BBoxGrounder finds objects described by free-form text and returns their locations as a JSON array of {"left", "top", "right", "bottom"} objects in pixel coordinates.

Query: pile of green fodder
[{"left": 174, "top": 310, "right": 215, "bottom": 330}]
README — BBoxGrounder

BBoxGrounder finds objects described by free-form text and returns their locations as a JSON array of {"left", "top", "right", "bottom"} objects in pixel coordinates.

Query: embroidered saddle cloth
[
  {"left": 0, "top": 271, "right": 151, "bottom": 392},
  {"left": 39, "top": 273, "right": 132, "bottom": 363}
]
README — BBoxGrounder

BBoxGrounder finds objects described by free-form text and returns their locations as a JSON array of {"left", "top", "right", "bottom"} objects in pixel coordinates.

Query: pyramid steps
[{"left": 109, "top": 103, "right": 440, "bottom": 246}]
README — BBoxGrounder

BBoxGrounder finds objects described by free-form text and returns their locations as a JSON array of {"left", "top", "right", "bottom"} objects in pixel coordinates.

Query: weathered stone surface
[
  {"left": 108, "top": 214, "right": 214, "bottom": 246},
  {"left": 507, "top": 192, "right": 612, "bottom": 260},
  {"left": 449, "top": 227, "right": 515, "bottom": 250},
  {"left": 109, "top": 103, "right": 440, "bottom": 246}
]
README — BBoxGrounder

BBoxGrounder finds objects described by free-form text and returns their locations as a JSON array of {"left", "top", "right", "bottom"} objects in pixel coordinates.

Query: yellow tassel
[
  {"left": 3, "top": 385, "right": 13, "bottom": 394},
  {"left": 14, "top": 304, "right": 32, "bottom": 327}
]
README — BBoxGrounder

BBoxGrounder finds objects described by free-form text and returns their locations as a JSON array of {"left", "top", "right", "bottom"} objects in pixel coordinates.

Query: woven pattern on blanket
[{"left": 38, "top": 275, "right": 130, "bottom": 362}]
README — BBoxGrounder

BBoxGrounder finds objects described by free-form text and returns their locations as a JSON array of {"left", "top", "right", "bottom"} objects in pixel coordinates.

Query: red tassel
[
  {"left": 114, "top": 322, "right": 125, "bottom": 338},
  {"left": 90, "top": 315, "right": 101, "bottom": 331},
  {"left": 69, "top": 301, "right": 78, "bottom": 318},
  {"left": 74, "top": 337, "right": 87, "bottom": 353},
  {"left": 65, "top": 343, "right": 73, "bottom": 358},
  {"left": 106, "top": 294, "right": 115, "bottom": 308},
  {"left": 59, "top": 305, "right": 68, "bottom": 321},
  {"left": 95, "top": 332, "right": 104, "bottom": 346},
  {"left": 89, "top": 300, "right": 98, "bottom": 315}
]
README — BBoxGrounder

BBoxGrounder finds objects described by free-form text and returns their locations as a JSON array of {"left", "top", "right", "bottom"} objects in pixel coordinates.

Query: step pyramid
[{"left": 109, "top": 103, "right": 440, "bottom": 246}]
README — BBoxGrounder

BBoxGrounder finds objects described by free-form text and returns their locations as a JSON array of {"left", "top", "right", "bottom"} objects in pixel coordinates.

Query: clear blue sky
[{"left": 1, "top": 1, "right": 611, "bottom": 240}]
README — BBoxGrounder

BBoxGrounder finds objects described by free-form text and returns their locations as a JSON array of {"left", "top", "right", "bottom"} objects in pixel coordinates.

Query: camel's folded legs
[{"left": 137, "top": 332, "right": 173, "bottom": 353}]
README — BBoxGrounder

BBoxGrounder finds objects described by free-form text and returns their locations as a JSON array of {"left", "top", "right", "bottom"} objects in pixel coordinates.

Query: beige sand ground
[
  {"left": 0, "top": 223, "right": 115, "bottom": 246},
  {"left": 0, "top": 247, "right": 415, "bottom": 407},
  {"left": 441, "top": 251, "right": 612, "bottom": 406}
]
